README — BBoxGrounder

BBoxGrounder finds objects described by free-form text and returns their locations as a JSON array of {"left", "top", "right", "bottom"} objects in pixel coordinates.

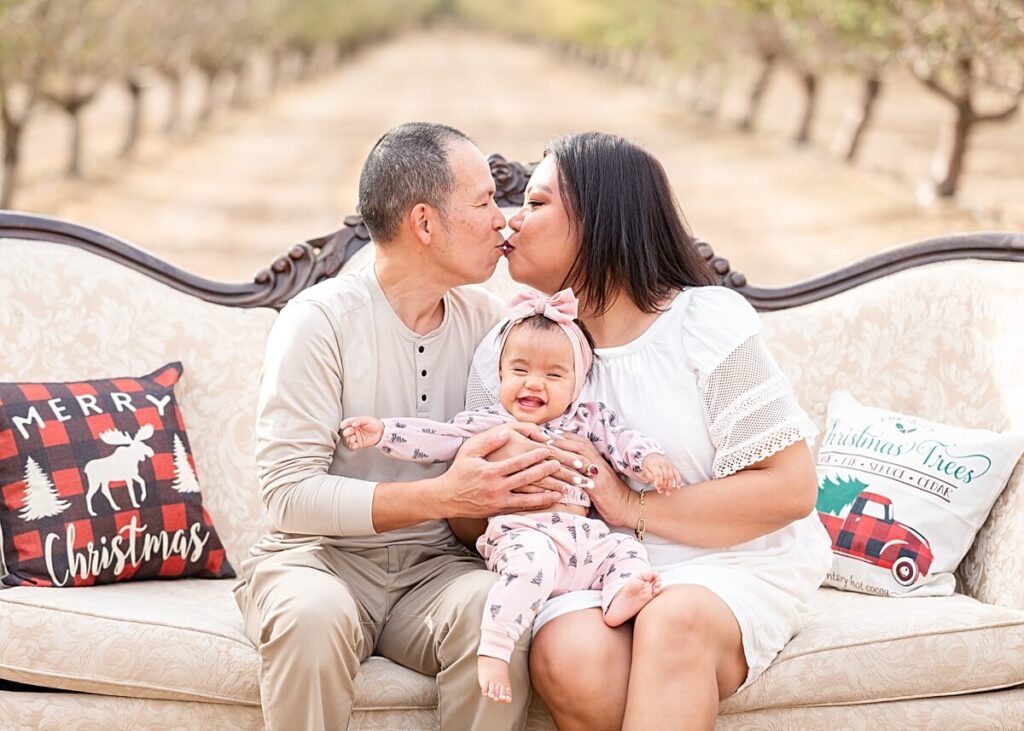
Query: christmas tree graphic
[
  {"left": 170, "top": 434, "right": 200, "bottom": 493},
  {"left": 18, "top": 457, "right": 71, "bottom": 521},
  {"left": 816, "top": 474, "right": 869, "bottom": 516}
]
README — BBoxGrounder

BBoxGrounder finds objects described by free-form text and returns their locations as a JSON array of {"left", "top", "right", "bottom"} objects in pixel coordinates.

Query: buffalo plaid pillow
[{"left": 0, "top": 363, "right": 234, "bottom": 587}]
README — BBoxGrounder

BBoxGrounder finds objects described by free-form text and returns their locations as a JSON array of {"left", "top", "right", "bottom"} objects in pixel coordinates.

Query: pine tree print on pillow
[{"left": 0, "top": 363, "right": 234, "bottom": 587}]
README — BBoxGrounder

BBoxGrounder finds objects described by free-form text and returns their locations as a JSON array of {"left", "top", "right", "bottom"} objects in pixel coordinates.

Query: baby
[{"left": 341, "top": 288, "right": 682, "bottom": 704}]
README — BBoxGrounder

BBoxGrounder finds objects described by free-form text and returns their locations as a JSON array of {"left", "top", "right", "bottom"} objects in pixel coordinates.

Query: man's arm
[
  {"left": 256, "top": 300, "right": 381, "bottom": 536},
  {"left": 256, "top": 301, "right": 565, "bottom": 537}
]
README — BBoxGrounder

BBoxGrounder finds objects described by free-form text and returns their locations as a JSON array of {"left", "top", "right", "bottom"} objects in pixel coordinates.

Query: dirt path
[{"left": 14, "top": 27, "right": 1023, "bottom": 286}]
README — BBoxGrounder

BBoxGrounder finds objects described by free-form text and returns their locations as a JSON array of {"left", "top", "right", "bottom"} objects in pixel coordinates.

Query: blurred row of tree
[
  {"left": 457, "top": 0, "right": 1024, "bottom": 200},
  {"left": 0, "top": 0, "right": 443, "bottom": 207}
]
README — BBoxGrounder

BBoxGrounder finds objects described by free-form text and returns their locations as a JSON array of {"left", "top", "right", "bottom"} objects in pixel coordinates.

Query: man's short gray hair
[{"left": 358, "top": 122, "right": 474, "bottom": 243}]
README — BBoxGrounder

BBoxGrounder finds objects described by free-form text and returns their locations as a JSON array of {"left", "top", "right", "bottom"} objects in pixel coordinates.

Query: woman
[{"left": 466, "top": 132, "right": 832, "bottom": 729}]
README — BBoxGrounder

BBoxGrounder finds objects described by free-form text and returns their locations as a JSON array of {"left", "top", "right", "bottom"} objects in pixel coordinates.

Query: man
[{"left": 234, "top": 123, "right": 566, "bottom": 731}]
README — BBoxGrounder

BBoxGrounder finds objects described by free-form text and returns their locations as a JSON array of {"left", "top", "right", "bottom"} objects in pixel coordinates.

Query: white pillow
[{"left": 815, "top": 392, "right": 1024, "bottom": 597}]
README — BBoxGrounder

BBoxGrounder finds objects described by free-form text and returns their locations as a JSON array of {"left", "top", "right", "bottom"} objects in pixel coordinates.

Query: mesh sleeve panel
[
  {"left": 700, "top": 334, "right": 818, "bottom": 479},
  {"left": 466, "top": 360, "right": 500, "bottom": 411}
]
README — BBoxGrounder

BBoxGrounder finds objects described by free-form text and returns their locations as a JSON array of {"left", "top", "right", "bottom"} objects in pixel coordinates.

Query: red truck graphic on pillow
[{"left": 817, "top": 475, "right": 934, "bottom": 587}]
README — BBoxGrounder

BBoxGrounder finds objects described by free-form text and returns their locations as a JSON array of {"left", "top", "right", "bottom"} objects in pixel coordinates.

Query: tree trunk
[
  {"left": 120, "top": 76, "right": 144, "bottom": 159},
  {"left": 1, "top": 118, "right": 23, "bottom": 208},
  {"left": 196, "top": 67, "right": 217, "bottom": 128},
  {"left": 229, "top": 62, "right": 248, "bottom": 108},
  {"left": 738, "top": 53, "right": 777, "bottom": 132},
  {"left": 67, "top": 103, "right": 85, "bottom": 178},
  {"left": 164, "top": 70, "right": 183, "bottom": 138},
  {"left": 933, "top": 104, "right": 974, "bottom": 198},
  {"left": 793, "top": 71, "right": 818, "bottom": 144},
  {"left": 834, "top": 76, "right": 882, "bottom": 162},
  {"left": 297, "top": 47, "right": 315, "bottom": 80}
]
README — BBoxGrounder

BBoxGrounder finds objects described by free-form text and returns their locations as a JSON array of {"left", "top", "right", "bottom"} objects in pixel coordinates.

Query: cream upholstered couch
[{"left": 1, "top": 204, "right": 1024, "bottom": 730}]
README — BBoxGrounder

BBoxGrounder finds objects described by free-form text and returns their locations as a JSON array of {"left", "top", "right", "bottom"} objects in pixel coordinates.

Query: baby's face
[{"left": 498, "top": 326, "right": 576, "bottom": 424}]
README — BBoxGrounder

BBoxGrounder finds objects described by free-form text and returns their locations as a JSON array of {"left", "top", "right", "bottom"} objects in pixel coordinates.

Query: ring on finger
[{"left": 585, "top": 463, "right": 599, "bottom": 477}]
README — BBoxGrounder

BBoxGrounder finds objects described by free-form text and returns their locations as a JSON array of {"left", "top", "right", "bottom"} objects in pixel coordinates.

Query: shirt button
[
  {"left": 418, "top": 346, "right": 424, "bottom": 353},
  {"left": 421, "top": 394, "right": 427, "bottom": 402},
  {"left": 421, "top": 370, "right": 427, "bottom": 377}
]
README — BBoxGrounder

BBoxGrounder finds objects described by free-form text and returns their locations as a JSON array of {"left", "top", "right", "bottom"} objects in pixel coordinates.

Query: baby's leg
[
  {"left": 593, "top": 534, "right": 661, "bottom": 627},
  {"left": 478, "top": 522, "right": 560, "bottom": 703}
]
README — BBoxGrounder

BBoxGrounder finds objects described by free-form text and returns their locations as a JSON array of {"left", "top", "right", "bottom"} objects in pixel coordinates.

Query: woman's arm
[{"left": 553, "top": 434, "right": 818, "bottom": 547}]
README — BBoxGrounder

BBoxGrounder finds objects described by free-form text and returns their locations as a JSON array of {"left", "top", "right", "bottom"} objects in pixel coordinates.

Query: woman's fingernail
[
  {"left": 582, "top": 479, "right": 595, "bottom": 489},
  {"left": 562, "top": 483, "right": 571, "bottom": 492},
  {"left": 573, "top": 475, "right": 583, "bottom": 485},
  {"left": 573, "top": 459, "right": 584, "bottom": 469},
  {"left": 554, "top": 429, "right": 564, "bottom": 435}
]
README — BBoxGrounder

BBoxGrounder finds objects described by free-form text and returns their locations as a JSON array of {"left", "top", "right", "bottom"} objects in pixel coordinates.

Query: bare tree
[
  {"left": 40, "top": 0, "right": 124, "bottom": 178},
  {"left": 898, "top": 0, "right": 1024, "bottom": 198},
  {"left": 729, "top": 0, "right": 788, "bottom": 132},
  {"left": 818, "top": 0, "right": 900, "bottom": 162},
  {"left": 191, "top": 0, "right": 249, "bottom": 130},
  {"left": 0, "top": 0, "right": 55, "bottom": 207}
]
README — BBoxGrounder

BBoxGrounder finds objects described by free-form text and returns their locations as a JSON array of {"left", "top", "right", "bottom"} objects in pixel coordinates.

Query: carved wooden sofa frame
[{"left": 3, "top": 154, "right": 1022, "bottom": 313}]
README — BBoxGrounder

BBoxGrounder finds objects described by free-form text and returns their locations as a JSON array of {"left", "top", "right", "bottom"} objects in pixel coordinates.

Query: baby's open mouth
[{"left": 517, "top": 397, "right": 544, "bottom": 409}]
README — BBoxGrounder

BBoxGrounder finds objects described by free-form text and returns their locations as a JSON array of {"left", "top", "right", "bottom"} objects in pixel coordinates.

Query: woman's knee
[
  {"left": 531, "top": 609, "right": 631, "bottom": 701},
  {"left": 632, "top": 587, "right": 746, "bottom": 685}
]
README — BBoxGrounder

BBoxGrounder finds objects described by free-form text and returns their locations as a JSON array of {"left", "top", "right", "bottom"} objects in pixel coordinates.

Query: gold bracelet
[{"left": 635, "top": 490, "right": 646, "bottom": 543}]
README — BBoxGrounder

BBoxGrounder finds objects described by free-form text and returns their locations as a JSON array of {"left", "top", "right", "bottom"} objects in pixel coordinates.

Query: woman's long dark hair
[{"left": 546, "top": 132, "right": 718, "bottom": 315}]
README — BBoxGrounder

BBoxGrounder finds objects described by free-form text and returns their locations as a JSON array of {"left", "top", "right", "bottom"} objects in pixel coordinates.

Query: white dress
[{"left": 467, "top": 286, "right": 833, "bottom": 690}]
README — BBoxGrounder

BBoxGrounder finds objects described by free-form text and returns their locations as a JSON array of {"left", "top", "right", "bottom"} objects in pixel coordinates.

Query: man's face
[{"left": 432, "top": 140, "right": 507, "bottom": 285}]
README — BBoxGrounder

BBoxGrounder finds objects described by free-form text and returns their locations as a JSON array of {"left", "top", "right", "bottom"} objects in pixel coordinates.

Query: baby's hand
[
  {"left": 340, "top": 416, "right": 384, "bottom": 450},
  {"left": 642, "top": 454, "right": 682, "bottom": 496}
]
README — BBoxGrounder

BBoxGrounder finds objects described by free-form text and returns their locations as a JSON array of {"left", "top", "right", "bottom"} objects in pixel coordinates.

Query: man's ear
[{"left": 408, "top": 203, "right": 434, "bottom": 246}]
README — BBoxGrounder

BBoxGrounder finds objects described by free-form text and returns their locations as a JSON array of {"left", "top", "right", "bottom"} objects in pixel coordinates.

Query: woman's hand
[{"left": 549, "top": 430, "right": 636, "bottom": 528}]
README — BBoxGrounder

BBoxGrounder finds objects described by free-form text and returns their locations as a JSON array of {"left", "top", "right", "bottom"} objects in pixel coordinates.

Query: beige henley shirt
[{"left": 248, "top": 264, "right": 504, "bottom": 561}]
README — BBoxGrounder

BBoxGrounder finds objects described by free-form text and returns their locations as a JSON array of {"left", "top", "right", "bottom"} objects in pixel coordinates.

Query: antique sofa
[{"left": 1, "top": 156, "right": 1023, "bottom": 730}]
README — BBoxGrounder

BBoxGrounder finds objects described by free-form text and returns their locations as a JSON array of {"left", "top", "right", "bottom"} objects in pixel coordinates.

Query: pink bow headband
[{"left": 499, "top": 288, "right": 593, "bottom": 401}]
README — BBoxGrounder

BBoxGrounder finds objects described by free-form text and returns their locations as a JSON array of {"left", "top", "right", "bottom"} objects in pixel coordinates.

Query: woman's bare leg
[
  {"left": 529, "top": 608, "right": 633, "bottom": 731},
  {"left": 623, "top": 585, "right": 748, "bottom": 731}
]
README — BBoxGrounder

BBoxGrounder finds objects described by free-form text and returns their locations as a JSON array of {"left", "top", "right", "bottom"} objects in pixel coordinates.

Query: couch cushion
[
  {"left": 3, "top": 580, "right": 1022, "bottom": 712},
  {"left": 0, "top": 239, "right": 277, "bottom": 567},
  {"left": 0, "top": 579, "right": 257, "bottom": 703},
  {"left": 0, "top": 579, "right": 440, "bottom": 709},
  {"left": 721, "top": 587, "right": 1024, "bottom": 712}
]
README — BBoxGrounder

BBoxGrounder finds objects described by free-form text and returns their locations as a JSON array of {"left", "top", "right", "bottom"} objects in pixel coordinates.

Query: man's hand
[
  {"left": 340, "top": 416, "right": 384, "bottom": 450},
  {"left": 438, "top": 426, "right": 566, "bottom": 518}
]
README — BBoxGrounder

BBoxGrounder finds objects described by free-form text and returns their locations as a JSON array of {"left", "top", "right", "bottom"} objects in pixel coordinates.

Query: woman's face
[{"left": 504, "top": 155, "right": 579, "bottom": 294}]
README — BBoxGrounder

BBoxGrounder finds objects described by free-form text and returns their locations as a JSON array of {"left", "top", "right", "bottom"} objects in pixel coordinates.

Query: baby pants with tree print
[{"left": 475, "top": 512, "right": 652, "bottom": 661}]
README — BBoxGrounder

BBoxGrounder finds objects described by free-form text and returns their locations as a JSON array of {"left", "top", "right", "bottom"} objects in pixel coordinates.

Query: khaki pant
[{"left": 234, "top": 542, "right": 531, "bottom": 731}]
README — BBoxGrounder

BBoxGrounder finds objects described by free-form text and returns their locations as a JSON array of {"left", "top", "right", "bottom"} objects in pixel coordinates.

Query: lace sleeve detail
[{"left": 700, "top": 334, "right": 818, "bottom": 479}]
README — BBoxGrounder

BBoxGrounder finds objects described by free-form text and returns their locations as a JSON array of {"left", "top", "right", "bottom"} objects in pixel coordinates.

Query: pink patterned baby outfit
[
  {"left": 372, "top": 402, "right": 663, "bottom": 661},
  {"left": 376, "top": 401, "right": 664, "bottom": 508}
]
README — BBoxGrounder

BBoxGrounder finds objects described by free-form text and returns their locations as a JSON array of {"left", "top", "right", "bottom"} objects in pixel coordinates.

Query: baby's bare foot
[
  {"left": 604, "top": 571, "right": 662, "bottom": 627},
  {"left": 478, "top": 656, "right": 513, "bottom": 703}
]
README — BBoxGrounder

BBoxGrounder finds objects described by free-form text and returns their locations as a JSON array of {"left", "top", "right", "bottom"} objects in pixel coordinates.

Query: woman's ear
[{"left": 409, "top": 203, "right": 433, "bottom": 246}]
